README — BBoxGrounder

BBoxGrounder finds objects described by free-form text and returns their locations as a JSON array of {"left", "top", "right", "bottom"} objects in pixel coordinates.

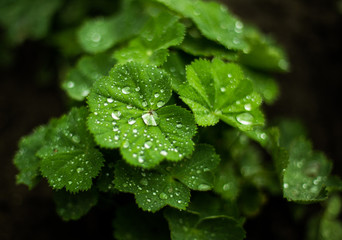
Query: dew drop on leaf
[
  {"left": 159, "top": 192, "right": 168, "bottom": 200},
  {"left": 144, "top": 141, "right": 152, "bottom": 149},
  {"left": 236, "top": 112, "right": 254, "bottom": 125},
  {"left": 122, "top": 87, "right": 130, "bottom": 94},
  {"left": 160, "top": 150, "right": 168, "bottom": 156},
  {"left": 72, "top": 135, "right": 80, "bottom": 143},
  {"left": 127, "top": 118, "right": 136, "bottom": 125},
  {"left": 198, "top": 184, "right": 211, "bottom": 191},
  {"left": 244, "top": 103, "right": 252, "bottom": 111},
  {"left": 111, "top": 111, "right": 121, "bottom": 120},
  {"left": 142, "top": 111, "right": 159, "bottom": 126},
  {"left": 140, "top": 178, "right": 148, "bottom": 186},
  {"left": 107, "top": 98, "right": 114, "bottom": 103},
  {"left": 157, "top": 101, "right": 164, "bottom": 108}
]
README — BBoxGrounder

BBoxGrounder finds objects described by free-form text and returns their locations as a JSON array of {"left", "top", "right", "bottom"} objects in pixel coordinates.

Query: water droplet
[
  {"left": 236, "top": 113, "right": 254, "bottom": 125},
  {"left": 68, "top": 181, "right": 73, "bottom": 185},
  {"left": 91, "top": 33, "right": 101, "bottom": 42},
  {"left": 223, "top": 183, "right": 230, "bottom": 191},
  {"left": 157, "top": 101, "right": 164, "bottom": 108},
  {"left": 154, "top": 93, "right": 160, "bottom": 98},
  {"left": 160, "top": 150, "right": 167, "bottom": 156},
  {"left": 142, "top": 101, "right": 148, "bottom": 107},
  {"left": 159, "top": 193, "right": 168, "bottom": 200},
  {"left": 123, "top": 141, "right": 130, "bottom": 148},
  {"left": 135, "top": 87, "right": 140, "bottom": 92},
  {"left": 142, "top": 111, "right": 159, "bottom": 126},
  {"left": 220, "top": 87, "right": 226, "bottom": 92},
  {"left": 128, "top": 118, "right": 136, "bottom": 125},
  {"left": 122, "top": 87, "right": 130, "bottom": 94},
  {"left": 244, "top": 103, "right": 252, "bottom": 111},
  {"left": 107, "top": 98, "right": 114, "bottom": 103},
  {"left": 228, "top": 74, "right": 232, "bottom": 78},
  {"left": 176, "top": 123, "right": 182, "bottom": 128},
  {"left": 111, "top": 111, "right": 121, "bottom": 120},
  {"left": 140, "top": 178, "right": 148, "bottom": 186},
  {"left": 235, "top": 21, "right": 244, "bottom": 30},
  {"left": 77, "top": 167, "right": 84, "bottom": 173},
  {"left": 67, "top": 82, "right": 74, "bottom": 88},
  {"left": 138, "top": 156, "right": 144, "bottom": 163},
  {"left": 283, "top": 183, "right": 289, "bottom": 189},
  {"left": 72, "top": 135, "right": 80, "bottom": 143},
  {"left": 144, "top": 141, "right": 152, "bottom": 149},
  {"left": 198, "top": 184, "right": 211, "bottom": 191}
]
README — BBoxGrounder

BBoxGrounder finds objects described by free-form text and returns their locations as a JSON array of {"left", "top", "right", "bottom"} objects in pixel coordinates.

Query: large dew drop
[
  {"left": 236, "top": 112, "right": 254, "bottom": 125},
  {"left": 142, "top": 111, "right": 159, "bottom": 126},
  {"left": 122, "top": 87, "right": 130, "bottom": 94}
]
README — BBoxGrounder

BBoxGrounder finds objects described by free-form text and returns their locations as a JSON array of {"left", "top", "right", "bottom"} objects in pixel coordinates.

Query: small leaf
[
  {"left": 114, "top": 9, "right": 185, "bottom": 66},
  {"left": 14, "top": 125, "right": 49, "bottom": 189},
  {"left": 0, "top": 0, "right": 62, "bottom": 44},
  {"left": 283, "top": 138, "right": 332, "bottom": 202},
  {"left": 155, "top": 0, "right": 249, "bottom": 51},
  {"left": 87, "top": 62, "right": 196, "bottom": 168},
  {"left": 114, "top": 144, "right": 220, "bottom": 212},
  {"left": 54, "top": 188, "right": 99, "bottom": 221},
  {"left": 164, "top": 208, "right": 245, "bottom": 240},
  {"left": 38, "top": 107, "right": 104, "bottom": 193},
  {"left": 78, "top": 1, "right": 147, "bottom": 53},
  {"left": 239, "top": 26, "right": 289, "bottom": 72},
  {"left": 178, "top": 58, "right": 264, "bottom": 132},
  {"left": 113, "top": 204, "right": 170, "bottom": 240},
  {"left": 179, "top": 27, "right": 238, "bottom": 61},
  {"left": 62, "top": 53, "right": 115, "bottom": 101}
]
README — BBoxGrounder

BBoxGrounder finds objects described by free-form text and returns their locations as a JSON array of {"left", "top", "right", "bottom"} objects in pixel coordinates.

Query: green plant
[{"left": 8, "top": 0, "right": 342, "bottom": 239}]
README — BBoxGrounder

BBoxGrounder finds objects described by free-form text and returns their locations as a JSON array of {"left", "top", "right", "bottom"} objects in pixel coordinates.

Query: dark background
[{"left": 1, "top": 0, "right": 341, "bottom": 239}]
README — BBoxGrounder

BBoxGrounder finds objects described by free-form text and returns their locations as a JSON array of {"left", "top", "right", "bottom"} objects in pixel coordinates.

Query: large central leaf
[{"left": 87, "top": 62, "right": 196, "bottom": 168}]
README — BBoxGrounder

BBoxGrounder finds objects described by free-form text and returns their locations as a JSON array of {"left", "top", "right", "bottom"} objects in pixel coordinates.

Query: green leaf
[
  {"left": 113, "top": 204, "right": 170, "bottom": 240},
  {"left": 87, "top": 62, "right": 197, "bottom": 168},
  {"left": 283, "top": 138, "right": 332, "bottom": 202},
  {"left": 38, "top": 107, "right": 104, "bottom": 193},
  {"left": 78, "top": 1, "right": 147, "bottom": 53},
  {"left": 178, "top": 58, "right": 264, "bottom": 132},
  {"left": 114, "top": 144, "right": 220, "bottom": 212},
  {"left": 179, "top": 28, "right": 238, "bottom": 61},
  {"left": 242, "top": 67, "right": 280, "bottom": 104},
  {"left": 164, "top": 208, "right": 245, "bottom": 240},
  {"left": 14, "top": 125, "right": 49, "bottom": 189},
  {"left": 62, "top": 53, "right": 115, "bottom": 101},
  {"left": 0, "top": 0, "right": 62, "bottom": 44},
  {"left": 155, "top": 0, "right": 249, "bottom": 51},
  {"left": 114, "top": 9, "right": 185, "bottom": 66},
  {"left": 239, "top": 26, "right": 289, "bottom": 72},
  {"left": 54, "top": 188, "right": 99, "bottom": 221}
]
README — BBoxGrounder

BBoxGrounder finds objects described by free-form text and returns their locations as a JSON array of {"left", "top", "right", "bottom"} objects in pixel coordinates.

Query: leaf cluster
[{"left": 11, "top": 0, "right": 341, "bottom": 239}]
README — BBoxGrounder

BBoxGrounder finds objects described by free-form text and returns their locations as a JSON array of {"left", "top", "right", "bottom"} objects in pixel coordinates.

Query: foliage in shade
[
  {"left": 54, "top": 188, "right": 99, "bottom": 221},
  {"left": 38, "top": 107, "right": 104, "bottom": 193}
]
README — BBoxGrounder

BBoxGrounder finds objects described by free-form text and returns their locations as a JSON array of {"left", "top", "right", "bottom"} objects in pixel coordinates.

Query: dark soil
[{"left": 1, "top": 0, "right": 341, "bottom": 239}]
